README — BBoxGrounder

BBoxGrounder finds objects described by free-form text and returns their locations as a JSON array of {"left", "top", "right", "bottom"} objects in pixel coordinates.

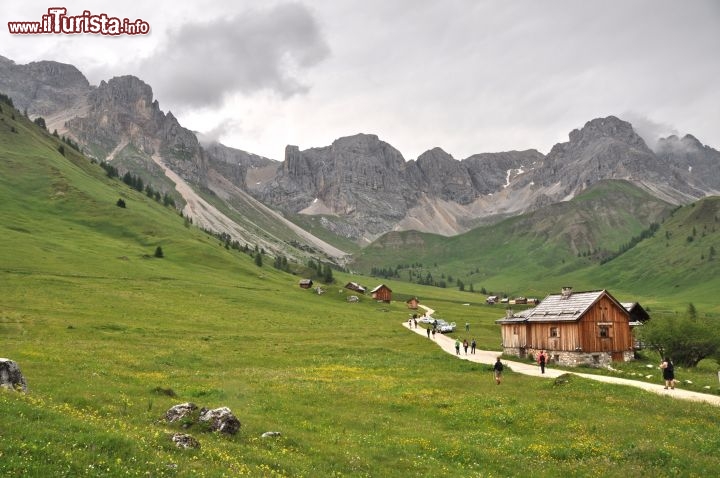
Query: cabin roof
[
  {"left": 496, "top": 289, "right": 626, "bottom": 324},
  {"left": 345, "top": 281, "right": 366, "bottom": 291},
  {"left": 370, "top": 284, "right": 392, "bottom": 293}
]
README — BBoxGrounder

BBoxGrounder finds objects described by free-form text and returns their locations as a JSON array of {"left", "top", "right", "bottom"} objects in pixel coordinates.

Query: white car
[
  {"left": 418, "top": 316, "right": 434, "bottom": 324},
  {"left": 438, "top": 322, "right": 456, "bottom": 333}
]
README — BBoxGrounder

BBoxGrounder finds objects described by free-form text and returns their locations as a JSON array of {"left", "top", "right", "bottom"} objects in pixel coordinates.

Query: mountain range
[{"left": 1, "top": 54, "right": 719, "bottom": 263}]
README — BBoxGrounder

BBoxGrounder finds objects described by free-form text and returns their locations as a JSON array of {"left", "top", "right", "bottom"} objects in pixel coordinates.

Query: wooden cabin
[
  {"left": 406, "top": 297, "right": 420, "bottom": 309},
  {"left": 496, "top": 288, "right": 638, "bottom": 367},
  {"left": 370, "top": 284, "right": 392, "bottom": 303},
  {"left": 344, "top": 282, "right": 367, "bottom": 294},
  {"left": 298, "top": 279, "right": 313, "bottom": 289}
]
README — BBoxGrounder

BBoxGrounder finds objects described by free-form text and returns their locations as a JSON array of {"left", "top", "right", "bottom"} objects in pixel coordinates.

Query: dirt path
[{"left": 403, "top": 322, "right": 720, "bottom": 407}]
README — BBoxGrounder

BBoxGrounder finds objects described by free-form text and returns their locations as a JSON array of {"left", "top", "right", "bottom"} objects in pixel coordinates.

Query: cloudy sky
[{"left": 2, "top": 0, "right": 719, "bottom": 160}]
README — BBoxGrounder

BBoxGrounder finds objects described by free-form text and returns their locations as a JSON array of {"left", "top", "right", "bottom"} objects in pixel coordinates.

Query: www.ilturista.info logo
[{"left": 8, "top": 8, "right": 150, "bottom": 35}]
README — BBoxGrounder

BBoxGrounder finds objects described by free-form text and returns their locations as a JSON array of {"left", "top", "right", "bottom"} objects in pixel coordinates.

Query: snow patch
[{"left": 503, "top": 168, "right": 525, "bottom": 188}]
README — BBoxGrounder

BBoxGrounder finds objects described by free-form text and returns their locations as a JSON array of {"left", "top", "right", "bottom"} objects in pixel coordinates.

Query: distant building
[
  {"left": 406, "top": 297, "right": 420, "bottom": 309},
  {"left": 370, "top": 284, "right": 392, "bottom": 303},
  {"left": 344, "top": 282, "right": 367, "bottom": 294},
  {"left": 496, "top": 287, "right": 644, "bottom": 367},
  {"left": 299, "top": 279, "right": 313, "bottom": 289}
]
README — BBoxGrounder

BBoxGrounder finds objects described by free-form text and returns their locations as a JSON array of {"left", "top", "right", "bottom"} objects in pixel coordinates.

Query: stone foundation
[{"left": 502, "top": 348, "right": 634, "bottom": 368}]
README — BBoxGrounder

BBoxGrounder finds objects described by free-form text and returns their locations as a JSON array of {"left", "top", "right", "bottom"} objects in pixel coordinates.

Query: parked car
[
  {"left": 438, "top": 321, "right": 456, "bottom": 333},
  {"left": 418, "top": 315, "right": 434, "bottom": 324}
]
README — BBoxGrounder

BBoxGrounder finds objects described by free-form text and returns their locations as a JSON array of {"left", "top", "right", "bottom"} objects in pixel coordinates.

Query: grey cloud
[
  {"left": 195, "top": 118, "right": 243, "bottom": 145},
  {"left": 622, "top": 112, "right": 680, "bottom": 152},
  {"left": 138, "top": 3, "right": 330, "bottom": 108}
]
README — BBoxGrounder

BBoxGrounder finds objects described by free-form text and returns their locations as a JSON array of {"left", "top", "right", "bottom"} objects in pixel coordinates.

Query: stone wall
[{"left": 502, "top": 347, "right": 634, "bottom": 368}]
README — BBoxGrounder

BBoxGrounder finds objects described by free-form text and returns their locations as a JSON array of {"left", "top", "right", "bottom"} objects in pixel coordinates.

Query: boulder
[
  {"left": 199, "top": 407, "right": 241, "bottom": 435},
  {"left": 165, "top": 402, "right": 198, "bottom": 423},
  {"left": 0, "top": 358, "right": 27, "bottom": 393},
  {"left": 171, "top": 433, "right": 200, "bottom": 449}
]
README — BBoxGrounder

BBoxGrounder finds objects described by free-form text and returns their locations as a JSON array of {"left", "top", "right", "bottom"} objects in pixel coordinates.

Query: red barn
[{"left": 370, "top": 284, "right": 392, "bottom": 303}]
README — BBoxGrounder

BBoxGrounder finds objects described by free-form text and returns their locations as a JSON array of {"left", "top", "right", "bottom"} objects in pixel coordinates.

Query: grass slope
[
  {"left": 574, "top": 197, "right": 720, "bottom": 313},
  {"left": 2, "top": 106, "right": 720, "bottom": 476},
  {"left": 352, "top": 180, "right": 674, "bottom": 297}
]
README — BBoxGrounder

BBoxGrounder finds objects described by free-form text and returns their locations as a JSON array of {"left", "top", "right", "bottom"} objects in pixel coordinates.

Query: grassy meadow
[{"left": 2, "top": 104, "right": 720, "bottom": 477}]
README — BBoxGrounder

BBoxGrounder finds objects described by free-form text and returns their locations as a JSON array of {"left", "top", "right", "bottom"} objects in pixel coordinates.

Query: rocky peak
[
  {"left": 655, "top": 134, "right": 720, "bottom": 191},
  {"left": 24, "top": 60, "right": 89, "bottom": 89},
  {"left": 417, "top": 147, "right": 475, "bottom": 204},
  {"left": 656, "top": 134, "right": 705, "bottom": 154},
  {"left": 91, "top": 76, "right": 156, "bottom": 115},
  {"left": 567, "top": 116, "right": 647, "bottom": 150},
  {"left": 0, "top": 56, "right": 91, "bottom": 117}
]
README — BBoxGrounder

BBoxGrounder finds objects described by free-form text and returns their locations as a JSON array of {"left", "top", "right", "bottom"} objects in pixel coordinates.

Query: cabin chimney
[{"left": 561, "top": 286, "right": 573, "bottom": 299}]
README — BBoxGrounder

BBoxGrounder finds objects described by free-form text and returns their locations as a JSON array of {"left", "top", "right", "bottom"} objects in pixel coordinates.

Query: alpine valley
[{"left": 1, "top": 54, "right": 719, "bottom": 301}]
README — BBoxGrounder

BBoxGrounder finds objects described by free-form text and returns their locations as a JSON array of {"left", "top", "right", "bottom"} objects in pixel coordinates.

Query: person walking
[
  {"left": 537, "top": 350, "right": 547, "bottom": 374},
  {"left": 465, "top": 322, "right": 470, "bottom": 332},
  {"left": 660, "top": 357, "right": 675, "bottom": 389},
  {"left": 455, "top": 339, "right": 461, "bottom": 356},
  {"left": 493, "top": 357, "right": 504, "bottom": 385},
  {"left": 432, "top": 328, "right": 436, "bottom": 340},
  {"left": 462, "top": 338, "right": 469, "bottom": 354},
  {"left": 470, "top": 338, "right": 476, "bottom": 354},
  {"left": 426, "top": 327, "right": 431, "bottom": 339}
]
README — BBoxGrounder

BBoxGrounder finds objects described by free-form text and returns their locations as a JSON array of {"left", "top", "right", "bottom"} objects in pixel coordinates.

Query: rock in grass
[
  {"left": 165, "top": 402, "right": 198, "bottom": 422},
  {"left": 0, "top": 358, "right": 27, "bottom": 393},
  {"left": 262, "top": 431, "right": 282, "bottom": 438},
  {"left": 171, "top": 433, "right": 200, "bottom": 449},
  {"left": 199, "top": 407, "right": 241, "bottom": 435}
]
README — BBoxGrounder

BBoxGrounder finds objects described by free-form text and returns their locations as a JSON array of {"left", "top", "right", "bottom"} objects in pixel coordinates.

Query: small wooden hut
[{"left": 370, "top": 284, "right": 392, "bottom": 303}]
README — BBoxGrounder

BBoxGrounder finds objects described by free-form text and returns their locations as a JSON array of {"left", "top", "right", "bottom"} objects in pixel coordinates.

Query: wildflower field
[{"left": 2, "top": 107, "right": 720, "bottom": 477}]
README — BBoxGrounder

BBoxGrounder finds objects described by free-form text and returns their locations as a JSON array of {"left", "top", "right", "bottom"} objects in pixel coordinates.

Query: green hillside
[
  {"left": 352, "top": 180, "right": 676, "bottom": 298},
  {"left": 2, "top": 103, "right": 720, "bottom": 476},
  {"left": 573, "top": 197, "right": 720, "bottom": 312}
]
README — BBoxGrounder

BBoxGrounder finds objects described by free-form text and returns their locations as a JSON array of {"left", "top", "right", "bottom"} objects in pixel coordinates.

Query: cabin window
[
  {"left": 512, "top": 326, "right": 518, "bottom": 335},
  {"left": 599, "top": 325, "right": 612, "bottom": 338},
  {"left": 549, "top": 327, "right": 559, "bottom": 338}
]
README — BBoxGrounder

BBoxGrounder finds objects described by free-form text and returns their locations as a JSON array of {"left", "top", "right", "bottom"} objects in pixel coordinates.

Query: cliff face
[
  {"left": 0, "top": 55, "right": 90, "bottom": 118},
  {"left": 3, "top": 54, "right": 719, "bottom": 245},
  {"left": 254, "top": 116, "right": 720, "bottom": 241},
  {"left": 65, "top": 75, "right": 207, "bottom": 181}
]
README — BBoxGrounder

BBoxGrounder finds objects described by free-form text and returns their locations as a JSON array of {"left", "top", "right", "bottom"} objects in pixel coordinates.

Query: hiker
[
  {"left": 493, "top": 357, "right": 504, "bottom": 384},
  {"left": 470, "top": 338, "right": 476, "bottom": 354},
  {"left": 462, "top": 338, "right": 469, "bottom": 354},
  {"left": 660, "top": 357, "right": 675, "bottom": 389},
  {"left": 413, "top": 318, "right": 418, "bottom": 329},
  {"left": 537, "top": 350, "right": 547, "bottom": 374},
  {"left": 455, "top": 339, "right": 460, "bottom": 355},
  {"left": 465, "top": 322, "right": 470, "bottom": 332},
  {"left": 432, "top": 328, "right": 436, "bottom": 340},
  {"left": 426, "top": 327, "right": 431, "bottom": 338}
]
